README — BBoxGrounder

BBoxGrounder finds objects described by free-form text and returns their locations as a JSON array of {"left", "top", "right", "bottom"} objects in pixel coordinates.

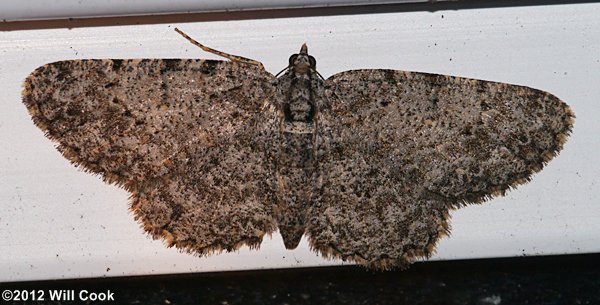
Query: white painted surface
[
  {"left": 1, "top": 3, "right": 599, "bottom": 282},
  {"left": 1, "top": 0, "right": 439, "bottom": 21}
]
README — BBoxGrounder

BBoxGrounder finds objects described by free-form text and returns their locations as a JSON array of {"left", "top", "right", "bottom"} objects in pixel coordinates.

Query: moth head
[{"left": 289, "top": 43, "right": 316, "bottom": 74}]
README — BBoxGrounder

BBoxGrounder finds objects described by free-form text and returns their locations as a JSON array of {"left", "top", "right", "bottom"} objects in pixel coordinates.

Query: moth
[{"left": 22, "top": 29, "right": 574, "bottom": 269}]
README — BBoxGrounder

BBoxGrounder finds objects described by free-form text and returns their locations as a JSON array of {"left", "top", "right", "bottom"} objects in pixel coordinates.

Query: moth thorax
[{"left": 284, "top": 77, "right": 315, "bottom": 123}]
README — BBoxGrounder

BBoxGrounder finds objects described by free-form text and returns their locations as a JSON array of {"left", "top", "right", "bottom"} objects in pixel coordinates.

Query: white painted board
[
  {"left": 1, "top": 3, "right": 599, "bottom": 282},
  {"left": 1, "top": 0, "right": 445, "bottom": 21}
]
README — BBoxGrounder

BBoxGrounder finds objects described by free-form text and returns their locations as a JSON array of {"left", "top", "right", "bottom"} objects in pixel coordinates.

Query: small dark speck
[{"left": 106, "top": 267, "right": 111, "bottom": 272}]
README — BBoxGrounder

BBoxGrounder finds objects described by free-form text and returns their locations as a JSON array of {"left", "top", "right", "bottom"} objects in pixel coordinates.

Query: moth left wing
[
  {"left": 23, "top": 59, "right": 275, "bottom": 187},
  {"left": 23, "top": 59, "right": 280, "bottom": 253},
  {"left": 307, "top": 69, "right": 574, "bottom": 269}
]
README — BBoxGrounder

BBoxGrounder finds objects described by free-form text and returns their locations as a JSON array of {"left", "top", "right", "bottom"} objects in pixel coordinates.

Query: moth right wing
[
  {"left": 23, "top": 59, "right": 280, "bottom": 253},
  {"left": 308, "top": 69, "right": 574, "bottom": 269}
]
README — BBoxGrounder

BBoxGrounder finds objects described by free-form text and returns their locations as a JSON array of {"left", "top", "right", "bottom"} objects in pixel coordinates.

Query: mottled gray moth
[{"left": 22, "top": 29, "right": 574, "bottom": 269}]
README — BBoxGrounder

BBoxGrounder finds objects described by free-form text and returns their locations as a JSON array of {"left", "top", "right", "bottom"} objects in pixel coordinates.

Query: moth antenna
[
  {"left": 312, "top": 68, "right": 326, "bottom": 80},
  {"left": 174, "top": 28, "right": 264, "bottom": 69},
  {"left": 274, "top": 66, "right": 324, "bottom": 79},
  {"left": 274, "top": 65, "right": 292, "bottom": 77}
]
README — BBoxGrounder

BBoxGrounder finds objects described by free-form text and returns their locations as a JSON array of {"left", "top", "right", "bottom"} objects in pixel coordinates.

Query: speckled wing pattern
[
  {"left": 23, "top": 59, "right": 280, "bottom": 253},
  {"left": 308, "top": 70, "right": 574, "bottom": 268},
  {"left": 22, "top": 47, "right": 574, "bottom": 270}
]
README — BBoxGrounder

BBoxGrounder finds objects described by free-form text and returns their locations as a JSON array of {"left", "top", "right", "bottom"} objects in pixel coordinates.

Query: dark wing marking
[
  {"left": 23, "top": 59, "right": 279, "bottom": 253},
  {"left": 307, "top": 69, "right": 574, "bottom": 269}
]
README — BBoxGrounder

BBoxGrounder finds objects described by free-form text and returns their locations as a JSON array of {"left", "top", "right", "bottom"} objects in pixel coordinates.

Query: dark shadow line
[
  {"left": 2, "top": 252, "right": 600, "bottom": 286},
  {"left": 1, "top": 0, "right": 599, "bottom": 31}
]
